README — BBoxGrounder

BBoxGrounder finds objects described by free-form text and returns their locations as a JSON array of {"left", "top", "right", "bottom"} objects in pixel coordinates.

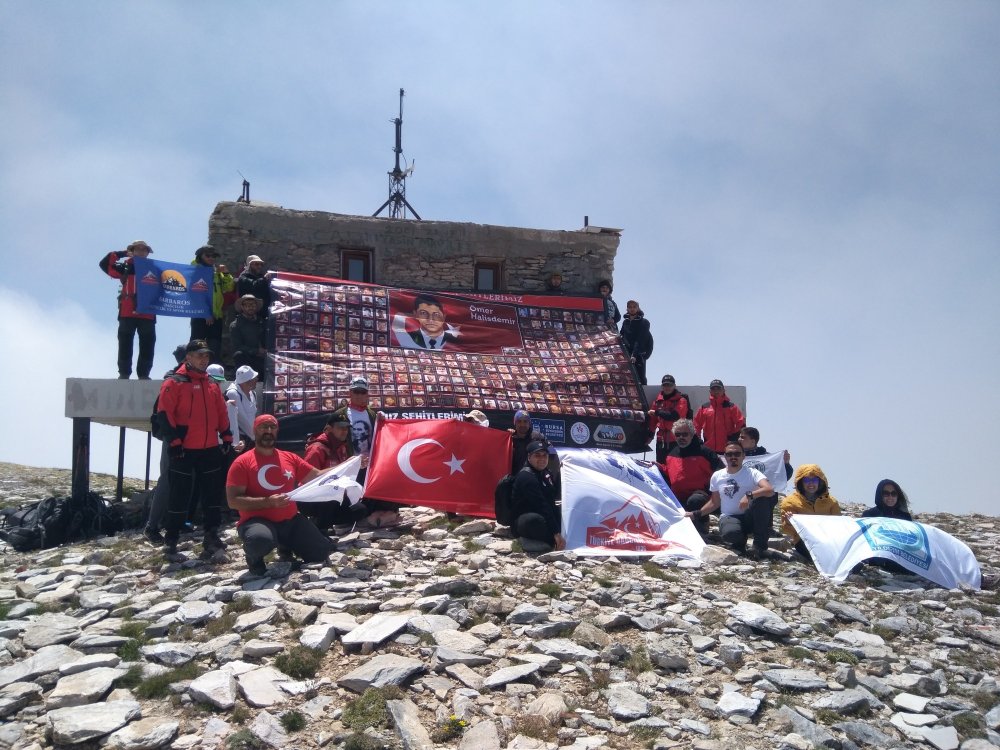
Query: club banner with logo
[
  {"left": 363, "top": 418, "right": 512, "bottom": 517},
  {"left": 558, "top": 448, "right": 705, "bottom": 559},
  {"left": 288, "top": 456, "right": 364, "bottom": 505},
  {"left": 264, "top": 273, "right": 650, "bottom": 454},
  {"left": 134, "top": 257, "right": 213, "bottom": 317},
  {"left": 791, "top": 515, "right": 981, "bottom": 589},
  {"left": 740, "top": 451, "right": 789, "bottom": 494}
]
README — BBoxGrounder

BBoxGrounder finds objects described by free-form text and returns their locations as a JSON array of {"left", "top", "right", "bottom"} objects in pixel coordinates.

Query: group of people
[{"left": 100, "top": 243, "right": 273, "bottom": 380}]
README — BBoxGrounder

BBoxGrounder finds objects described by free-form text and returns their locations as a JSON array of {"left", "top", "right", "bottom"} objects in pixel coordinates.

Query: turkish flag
[{"left": 364, "top": 419, "right": 513, "bottom": 517}]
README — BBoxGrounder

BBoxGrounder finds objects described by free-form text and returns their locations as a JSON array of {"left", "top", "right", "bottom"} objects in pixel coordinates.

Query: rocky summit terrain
[{"left": 1, "top": 462, "right": 1000, "bottom": 750}]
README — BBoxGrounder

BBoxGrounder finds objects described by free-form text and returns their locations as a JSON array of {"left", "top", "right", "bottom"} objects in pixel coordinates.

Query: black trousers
[
  {"left": 191, "top": 318, "right": 223, "bottom": 364},
  {"left": 719, "top": 495, "right": 778, "bottom": 553},
  {"left": 164, "top": 447, "right": 224, "bottom": 541},
  {"left": 117, "top": 317, "right": 156, "bottom": 378},
  {"left": 515, "top": 513, "right": 556, "bottom": 546},
  {"left": 683, "top": 490, "right": 712, "bottom": 536},
  {"left": 238, "top": 514, "right": 335, "bottom": 566}
]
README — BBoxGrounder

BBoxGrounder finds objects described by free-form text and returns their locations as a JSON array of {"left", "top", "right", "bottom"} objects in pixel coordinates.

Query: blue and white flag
[
  {"left": 791, "top": 515, "right": 981, "bottom": 589},
  {"left": 134, "top": 257, "right": 213, "bottom": 317},
  {"left": 740, "top": 451, "right": 788, "bottom": 494},
  {"left": 558, "top": 448, "right": 703, "bottom": 559}
]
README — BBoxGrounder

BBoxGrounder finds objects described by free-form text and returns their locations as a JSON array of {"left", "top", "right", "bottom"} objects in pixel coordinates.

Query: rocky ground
[{"left": 1, "top": 461, "right": 1000, "bottom": 750}]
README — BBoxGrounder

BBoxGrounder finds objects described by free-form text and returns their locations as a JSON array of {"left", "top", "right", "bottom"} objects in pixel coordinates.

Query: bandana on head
[
  {"left": 254, "top": 414, "right": 278, "bottom": 430},
  {"left": 513, "top": 410, "right": 530, "bottom": 422}
]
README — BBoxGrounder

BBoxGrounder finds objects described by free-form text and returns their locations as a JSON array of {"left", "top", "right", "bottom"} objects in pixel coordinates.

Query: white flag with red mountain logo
[
  {"left": 364, "top": 418, "right": 512, "bottom": 517},
  {"left": 558, "top": 448, "right": 705, "bottom": 559}
]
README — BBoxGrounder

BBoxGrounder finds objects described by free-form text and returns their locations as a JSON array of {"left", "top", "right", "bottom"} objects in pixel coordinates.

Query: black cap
[
  {"left": 185, "top": 339, "right": 212, "bottom": 354},
  {"left": 661, "top": 374, "right": 675, "bottom": 385},
  {"left": 710, "top": 379, "right": 724, "bottom": 388},
  {"left": 326, "top": 413, "right": 351, "bottom": 426},
  {"left": 526, "top": 440, "right": 548, "bottom": 455}
]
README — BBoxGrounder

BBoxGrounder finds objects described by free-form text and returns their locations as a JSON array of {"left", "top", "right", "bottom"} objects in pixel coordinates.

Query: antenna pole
[{"left": 373, "top": 88, "right": 421, "bottom": 220}]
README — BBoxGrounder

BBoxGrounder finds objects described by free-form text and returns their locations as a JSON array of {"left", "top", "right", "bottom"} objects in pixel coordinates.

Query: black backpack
[
  {"left": 494, "top": 474, "right": 516, "bottom": 526},
  {"left": 0, "top": 493, "right": 122, "bottom": 552},
  {"left": 150, "top": 371, "right": 189, "bottom": 440}
]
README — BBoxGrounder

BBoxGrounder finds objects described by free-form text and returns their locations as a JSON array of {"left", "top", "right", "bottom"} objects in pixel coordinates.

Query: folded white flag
[
  {"left": 558, "top": 448, "right": 704, "bottom": 559},
  {"left": 288, "top": 456, "right": 364, "bottom": 505},
  {"left": 791, "top": 515, "right": 981, "bottom": 590},
  {"left": 740, "top": 451, "right": 788, "bottom": 494}
]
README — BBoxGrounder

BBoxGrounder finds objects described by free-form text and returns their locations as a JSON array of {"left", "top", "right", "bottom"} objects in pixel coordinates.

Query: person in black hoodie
[
  {"left": 863, "top": 479, "right": 913, "bottom": 521},
  {"left": 620, "top": 300, "right": 653, "bottom": 385},
  {"left": 510, "top": 440, "right": 564, "bottom": 553}
]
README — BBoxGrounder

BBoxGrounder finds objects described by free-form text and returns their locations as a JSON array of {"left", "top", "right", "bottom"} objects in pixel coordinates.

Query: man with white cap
[
  {"left": 226, "top": 365, "right": 259, "bottom": 452},
  {"left": 230, "top": 294, "right": 266, "bottom": 377}
]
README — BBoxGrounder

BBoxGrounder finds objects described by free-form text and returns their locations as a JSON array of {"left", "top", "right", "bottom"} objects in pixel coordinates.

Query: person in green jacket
[{"left": 190, "top": 244, "right": 235, "bottom": 364}]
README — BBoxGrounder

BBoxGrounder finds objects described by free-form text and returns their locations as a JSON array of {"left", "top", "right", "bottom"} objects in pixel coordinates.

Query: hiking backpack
[
  {"left": 150, "top": 371, "right": 189, "bottom": 440},
  {"left": 494, "top": 474, "right": 516, "bottom": 526}
]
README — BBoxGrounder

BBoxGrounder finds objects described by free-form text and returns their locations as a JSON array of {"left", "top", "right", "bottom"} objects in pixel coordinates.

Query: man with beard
[
  {"left": 227, "top": 414, "right": 335, "bottom": 577},
  {"left": 510, "top": 410, "right": 547, "bottom": 474},
  {"left": 659, "top": 418, "right": 723, "bottom": 537},
  {"left": 688, "top": 441, "right": 774, "bottom": 559},
  {"left": 154, "top": 339, "right": 233, "bottom": 559}
]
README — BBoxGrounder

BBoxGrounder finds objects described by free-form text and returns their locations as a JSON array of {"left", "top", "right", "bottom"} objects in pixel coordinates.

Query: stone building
[{"left": 207, "top": 201, "right": 621, "bottom": 295}]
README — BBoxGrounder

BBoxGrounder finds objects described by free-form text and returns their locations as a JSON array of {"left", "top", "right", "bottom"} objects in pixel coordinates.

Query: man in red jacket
[
  {"left": 660, "top": 419, "right": 724, "bottom": 537},
  {"left": 694, "top": 379, "right": 746, "bottom": 453},
  {"left": 99, "top": 240, "right": 156, "bottom": 379},
  {"left": 647, "top": 374, "right": 691, "bottom": 462},
  {"left": 154, "top": 339, "right": 233, "bottom": 559}
]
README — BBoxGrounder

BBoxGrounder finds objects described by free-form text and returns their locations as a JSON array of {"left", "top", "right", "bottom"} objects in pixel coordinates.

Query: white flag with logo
[
  {"left": 288, "top": 456, "right": 364, "bottom": 505},
  {"left": 791, "top": 515, "right": 981, "bottom": 589},
  {"left": 740, "top": 451, "right": 788, "bottom": 494},
  {"left": 558, "top": 448, "right": 704, "bottom": 559}
]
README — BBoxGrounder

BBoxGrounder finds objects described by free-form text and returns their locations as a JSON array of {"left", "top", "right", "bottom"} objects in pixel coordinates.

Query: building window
[
  {"left": 341, "top": 249, "right": 373, "bottom": 283},
  {"left": 474, "top": 261, "right": 503, "bottom": 292}
]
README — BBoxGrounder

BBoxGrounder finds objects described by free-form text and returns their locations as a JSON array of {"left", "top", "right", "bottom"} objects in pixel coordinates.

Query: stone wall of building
[{"left": 207, "top": 202, "right": 620, "bottom": 294}]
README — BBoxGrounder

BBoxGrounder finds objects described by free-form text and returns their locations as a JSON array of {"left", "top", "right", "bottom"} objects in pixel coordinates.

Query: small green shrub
[
  {"left": 641, "top": 561, "right": 669, "bottom": 580},
  {"left": 436, "top": 565, "right": 460, "bottom": 577},
  {"left": 226, "top": 729, "right": 265, "bottom": 749},
  {"left": 117, "top": 639, "right": 142, "bottom": 661},
  {"left": 280, "top": 710, "right": 306, "bottom": 732},
  {"left": 230, "top": 704, "right": 251, "bottom": 725},
  {"left": 825, "top": 649, "right": 859, "bottom": 665},
  {"left": 135, "top": 662, "right": 201, "bottom": 699},
  {"left": 343, "top": 734, "right": 383, "bottom": 750},
  {"left": 625, "top": 647, "right": 653, "bottom": 675},
  {"left": 949, "top": 711, "right": 987, "bottom": 738},
  {"left": 536, "top": 582, "right": 561, "bottom": 597},
  {"left": 514, "top": 714, "right": 557, "bottom": 741},
  {"left": 342, "top": 686, "right": 403, "bottom": 730},
  {"left": 227, "top": 596, "right": 253, "bottom": 614},
  {"left": 274, "top": 646, "right": 324, "bottom": 680},
  {"left": 703, "top": 571, "right": 738, "bottom": 584},
  {"left": 431, "top": 715, "right": 468, "bottom": 742},
  {"left": 786, "top": 646, "right": 813, "bottom": 660},
  {"left": 113, "top": 665, "right": 143, "bottom": 690},
  {"left": 746, "top": 593, "right": 767, "bottom": 605}
]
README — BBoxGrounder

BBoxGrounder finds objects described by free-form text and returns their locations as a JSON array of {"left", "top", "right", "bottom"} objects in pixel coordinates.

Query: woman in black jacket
[
  {"left": 862, "top": 479, "right": 913, "bottom": 521},
  {"left": 620, "top": 300, "right": 653, "bottom": 385},
  {"left": 510, "top": 441, "right": 564, "bottom": 553}
]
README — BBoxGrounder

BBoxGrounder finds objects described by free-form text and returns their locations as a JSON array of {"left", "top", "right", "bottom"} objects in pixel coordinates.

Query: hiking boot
[
  {"left": 143, "top": 527, "right": 164, "bottom": 545},
  {"left": 277, "top": 547, "right": 296, "bottom": 563},
  {"left": 163, "top": 538, "right": 178, "bottom": 555},
  {"left": 246, "top": 558, "right": 267, "bottom": 578},
  {"left": 203, "top": 530, "right": 226, "bottom": 553},
  {"left": 518, "top": 537, "right": 554, "bottom": 554}
]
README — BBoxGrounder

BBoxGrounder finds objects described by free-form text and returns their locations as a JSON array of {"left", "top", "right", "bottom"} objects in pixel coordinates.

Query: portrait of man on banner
[{"left": 389, "top": 290, "right": 523, "bottom": 354}]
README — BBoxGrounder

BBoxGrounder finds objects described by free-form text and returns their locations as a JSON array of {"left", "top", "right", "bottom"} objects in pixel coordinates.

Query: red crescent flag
[{"left": 364, "top": 419, "right": 512, "bottom": 517}]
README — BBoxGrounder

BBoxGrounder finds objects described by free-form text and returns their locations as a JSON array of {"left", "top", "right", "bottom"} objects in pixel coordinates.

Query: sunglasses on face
[{"left": 882, "top": 490, "right": 898, "bottom": 497}]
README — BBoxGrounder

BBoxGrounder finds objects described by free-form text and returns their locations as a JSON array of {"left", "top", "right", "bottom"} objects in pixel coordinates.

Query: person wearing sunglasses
[
  {"left": 780, "top": 464, "right": 842, "bottom": 560},
  {"left": 191, "top": 244, "right": 235, "bottom": 364},
  {"left": 685, "top": 442, "right": 774, "bottom": 559},
  {"left": 862, "top": 479, "right": 912, "bottom": 521}
]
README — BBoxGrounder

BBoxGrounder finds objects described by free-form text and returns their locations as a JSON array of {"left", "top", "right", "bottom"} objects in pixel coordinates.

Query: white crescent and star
[
  {"left": 257, "top": 464, "right": 293, "bottom": 491},
  {"left": 397, "top": 439, "right": 466, "bottom": 484}
]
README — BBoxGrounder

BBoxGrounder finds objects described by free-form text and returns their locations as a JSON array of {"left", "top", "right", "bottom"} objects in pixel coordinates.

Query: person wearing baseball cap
[
  {"left": 509, "top": 439, "right": 565, "bottom": 554},
  {"left": 225, "top": 365, "right": 260, "bottom": 453},
  {"left": 647, "top": 374, "right": 691, "bottom": 462},
  {"left": 230, "top": 293, "right": 266, "bottom": 378},
  {"left": 99, "top": 239, "right": 156, "bottom": 379},
  {"left": 226, "top": 413, "right": 335, "bottom": 577},
  {"left": 693, "top": 379, "right": 746, "bottom": 453},
  {"left": 236, "top": 254, "right": 273, "bottom": 320}
]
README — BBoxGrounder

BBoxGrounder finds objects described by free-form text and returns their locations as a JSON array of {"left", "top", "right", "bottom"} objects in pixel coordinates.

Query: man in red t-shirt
[{"left": 226, "top": 414, "right": 335, "bottom": 576}]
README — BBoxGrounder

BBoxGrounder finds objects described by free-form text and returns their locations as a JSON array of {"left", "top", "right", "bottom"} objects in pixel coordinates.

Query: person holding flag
[{"left": 780, "top": 464, "right": 842, "bottom": 560}]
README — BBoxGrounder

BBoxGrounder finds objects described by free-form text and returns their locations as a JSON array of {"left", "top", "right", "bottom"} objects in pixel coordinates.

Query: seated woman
[
  {"left": 863, "top": 479, "right": 912, "bottom": 520},
  {"left": 780, "top": 464, "right": 841, "bottom": 560},
  {"left": 510, "top": 440, "right": 565, "bottom": 554},
  {"left": 860, "top": 478, "right": 913, "bottom": 574}
]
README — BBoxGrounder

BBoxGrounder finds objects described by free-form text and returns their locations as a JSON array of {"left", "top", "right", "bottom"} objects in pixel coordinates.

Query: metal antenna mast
[{"left": 372, "top": 88, "right": 421, "bottom": 220}]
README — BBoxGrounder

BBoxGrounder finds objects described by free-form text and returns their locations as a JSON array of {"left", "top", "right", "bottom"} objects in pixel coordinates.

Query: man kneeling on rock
[{"left": 226, "top": 414, "right": 335, "bottom": 576}]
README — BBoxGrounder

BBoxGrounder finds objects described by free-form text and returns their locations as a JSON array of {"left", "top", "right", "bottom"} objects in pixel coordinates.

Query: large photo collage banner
[{"left": 265, "top": 272, "right": 650, "bottom": 452}]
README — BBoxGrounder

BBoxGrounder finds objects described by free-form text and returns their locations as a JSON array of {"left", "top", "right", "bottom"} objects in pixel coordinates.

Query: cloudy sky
[{"left": 1, "top": 2, "right": 997, "bottom": 515}]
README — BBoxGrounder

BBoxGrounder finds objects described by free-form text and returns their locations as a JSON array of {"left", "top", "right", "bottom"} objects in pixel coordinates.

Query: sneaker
[
  {"left": 518, "top": 537, "right": 554, "bottom": 554},
  {"left": 143, "top": 527, "right": 164, "bottom": 545}
]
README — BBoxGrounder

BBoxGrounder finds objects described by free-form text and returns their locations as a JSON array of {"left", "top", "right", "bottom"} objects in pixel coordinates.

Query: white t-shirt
[{"left": 710, "top": 465, "right": 767, "bottom": 516}]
